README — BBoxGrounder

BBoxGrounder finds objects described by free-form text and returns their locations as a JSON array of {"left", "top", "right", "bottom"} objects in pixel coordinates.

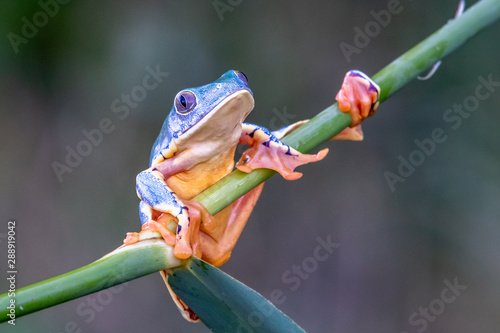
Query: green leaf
[{"left": 169, "top": 258, "right": 305, "bottom": 333}]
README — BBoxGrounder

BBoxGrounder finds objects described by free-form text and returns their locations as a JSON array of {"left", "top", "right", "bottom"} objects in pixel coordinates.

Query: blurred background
[{"left": 1, "top": 0, "right": 499, "bottom": 332}]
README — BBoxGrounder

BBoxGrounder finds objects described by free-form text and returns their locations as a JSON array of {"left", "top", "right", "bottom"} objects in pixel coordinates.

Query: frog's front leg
[
  {"left": 131, "top": 168, "right": 194, "bottom": 259},
  {"left": 235, "top": 123, "right": 328, "bottom": 180}
]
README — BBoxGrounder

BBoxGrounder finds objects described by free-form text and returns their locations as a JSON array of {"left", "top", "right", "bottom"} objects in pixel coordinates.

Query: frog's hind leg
[{"left": 198, "top": 184, "right": 264, "bottom": 267}]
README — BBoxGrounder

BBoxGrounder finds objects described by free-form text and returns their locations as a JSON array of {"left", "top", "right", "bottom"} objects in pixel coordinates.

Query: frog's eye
[
  {"left": 175, "top": 91, "right": 197, "bottom": 114},
  {"left": 235, "top": 70, "right": 248, "bottom": 86}
]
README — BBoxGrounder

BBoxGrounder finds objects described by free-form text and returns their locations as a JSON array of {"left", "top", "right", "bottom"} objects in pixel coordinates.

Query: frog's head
[{"left": 150, "top": 70, "right": 254, "bottom": 166}]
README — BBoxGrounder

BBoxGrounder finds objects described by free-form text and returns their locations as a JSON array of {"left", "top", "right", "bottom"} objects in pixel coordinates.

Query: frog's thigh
[{"left": 199, "top": 184, "right": 264, "bottom": 267}]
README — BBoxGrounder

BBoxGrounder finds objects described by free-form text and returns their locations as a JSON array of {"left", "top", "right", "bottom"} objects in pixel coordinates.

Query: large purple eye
[
  {"left": 235, "top": 70, "right": 248, "bottom": 85},
  {"left": 175, "top": 91, "right": 196, "bottom": 114}
]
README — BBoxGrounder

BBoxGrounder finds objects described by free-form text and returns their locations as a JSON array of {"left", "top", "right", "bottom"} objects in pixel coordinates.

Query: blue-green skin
[
  {"left": 136, "top": 70, "right": 283, "bottom": 244},
  {"left": 134, "top": 68, "right": 380, "bottom": 321}
]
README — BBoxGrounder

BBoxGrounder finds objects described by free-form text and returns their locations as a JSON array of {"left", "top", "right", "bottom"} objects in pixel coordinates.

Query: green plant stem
[
  {"left": 1, "top": 0, "right": 499, "bottom": 323},
  {"left": 0, "top": 240, "right": 183, "bottom": 320}
]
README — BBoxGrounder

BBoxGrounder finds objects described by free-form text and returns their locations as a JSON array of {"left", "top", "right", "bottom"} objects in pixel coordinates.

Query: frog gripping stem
[
  {"left": 335, "top": 70, "right": 380, "bottom": 127},
  {"left": 122, "top": 68, "right": 380, "bottom": 322}
]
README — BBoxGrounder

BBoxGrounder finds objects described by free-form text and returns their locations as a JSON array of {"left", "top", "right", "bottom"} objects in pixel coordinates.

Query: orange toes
[
  {"left": 336, "top": 70, "right": 380, "bottom": 127},
  {"left": 236, "top": 140, "right": 328, "bottom": 181},
  {"left": 184, "top": 200, "right": 215, "bottom": 233},
  {"left": 174, "top": 241, "right": 193, "bottom": 259},
  {"left": 141, "top": 220, "right": 176, "bottom": 245},
  {"left": 123, "top": 232, "right": 140, "bottom": 245}
]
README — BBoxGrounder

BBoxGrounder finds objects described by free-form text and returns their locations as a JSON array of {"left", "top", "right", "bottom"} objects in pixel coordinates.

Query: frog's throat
[{"left": 174, "top": 89, "right": 254, "bottom": 149}]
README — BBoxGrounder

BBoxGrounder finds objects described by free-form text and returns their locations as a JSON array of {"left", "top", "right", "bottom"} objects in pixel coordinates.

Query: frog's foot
[
  {"left": 142, "top": 220, "right": 177, "bottom": 244},
  {"left": 335, "top": 70, "right": 380, "bottom": 127},
  {"left": 123, "top": 232, "right": 140, "bottom": 245},
  {"left": 173, "top": 201, "right": 214, "bottom": 260},
  {"left": 123, "top": 219, "right": 176, "bottom": 246},
  {"left": 171, "top": 210, "right": 192, "bottom": 260},
  {"left": 181, "top": 200, "right": 214, "bottom": 259},
  {"left": 236, "top": 123, "right": 328, "bottom": 180}
]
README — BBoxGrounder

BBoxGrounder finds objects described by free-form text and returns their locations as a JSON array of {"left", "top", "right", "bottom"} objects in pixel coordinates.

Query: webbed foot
[{"left": 236, "top": 139, "right": 328, "bottom": 180}]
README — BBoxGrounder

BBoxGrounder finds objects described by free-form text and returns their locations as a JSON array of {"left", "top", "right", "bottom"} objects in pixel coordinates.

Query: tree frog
[{"left": 124, "top": 69, "right": 379, "bottom": 321}]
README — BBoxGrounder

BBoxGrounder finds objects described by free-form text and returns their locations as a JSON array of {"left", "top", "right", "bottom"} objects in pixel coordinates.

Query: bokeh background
[{"left": 1, "top": 1, "right": 500, "bottom": 332}]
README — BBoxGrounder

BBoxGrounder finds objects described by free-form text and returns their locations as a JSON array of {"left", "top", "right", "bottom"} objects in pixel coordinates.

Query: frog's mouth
[{"left": 174, "top": 89, "right": 254, "bottom": 149}]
